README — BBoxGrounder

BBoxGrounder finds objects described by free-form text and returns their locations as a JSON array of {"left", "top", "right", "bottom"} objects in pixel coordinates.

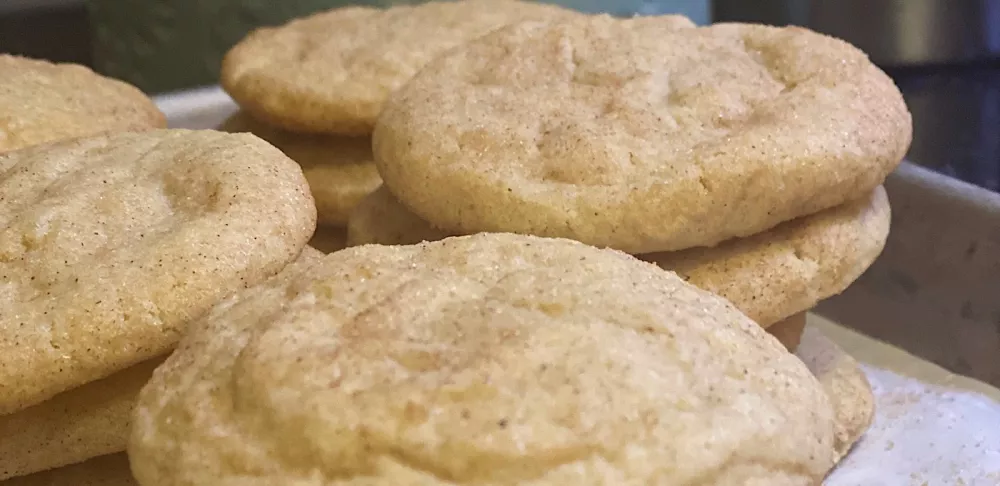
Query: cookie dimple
[
  {"left": 0, "top": 55, "right": 165, "bottom": 153},
  {"left": 130, "top": 233, "right": 837, "bottom": 485},
  {"left": 374, "top": 15, "right": 911, "bottom": 254},
  {"left": 537, "top": 121, "right": 633, "bottom": 186},
  {"left": 0, "top": 129, "right": 316, "bottom": 415}
]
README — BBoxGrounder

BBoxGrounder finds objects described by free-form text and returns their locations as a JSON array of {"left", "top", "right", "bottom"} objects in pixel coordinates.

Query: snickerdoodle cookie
[
  {"left": 373, "top": 15, "right": 910, "bottom": 253},
  {"left": 221, "top": 0, "right": 585, "bottom": 135},
  {"left": 130, "top": 233, "right": 837, "bottom": 485},
  {"left": 0, "top": 55, "right": 164, "bottom": 153},
  {"left": 796, "top": 325, "right": 875, "bottom": 461},
  {"left": 645, "top": 187, "right": 890, "bottom": 328},
  {"left": 0, "top": 359, "right": 161, "bottom": 480},
  {"left": 2, "top": 454, "right": 136, "bottom": 486},
  {"left": 347, "top": 186, "right": 890, "bottom": 328},
  {"left": 219, "top": 112, "right": 380, "bottom": 225},
  {"left": 0, "top": 129, "right": 315, "bottom": 415},
  {"left": 0, "top": 249, "right": 324, "bottom": 480}
]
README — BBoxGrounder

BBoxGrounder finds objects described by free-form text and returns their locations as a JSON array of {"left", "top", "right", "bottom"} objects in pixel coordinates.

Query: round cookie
[
  {"left": 0, "top": 359, "right": 160, "bottom": 481},
  {"left": 130, "top": 232, "right": 837, "bottom": 485},
  {"left": 373, "top": 14, "right": 911, "bottom": 254},
  {"left": 220, "top": 0, "right": 585, "bottom": 135},
  {"left": 346, "top": 185, "right": 453, "bottom": 247},
  {"left": 2, "top": 454, "right": 136, "bottom": 486},
  {"left": 0, "top": 129, "right": 316, "bottom": 415},
  {"left": 0, "top": 54, "right": 165, "bottom": 153},
  {"left": 645, "top": 187, "right": 890, "bottom": 328},
  {"left": 346, "top": 185, "right": 890, "bottom": 328},
  {"left": 219, "top": 112, "right": 380, "bottom": 225},
  {"left": 795, "top": 325, "right": 875, "bottom": 462},
  {"left": 0, "top": 248, "right": 323, "bottom": 481}
]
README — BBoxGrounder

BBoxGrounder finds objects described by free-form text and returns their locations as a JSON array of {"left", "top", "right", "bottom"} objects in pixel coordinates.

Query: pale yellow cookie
[
  {"left": 220, "top": 0, "right": 585, "bottom": 135},
  {"left": 0, "top": 248, "right": 324, "bottom": 480},
  {"left": 1, "top": 454, "right": 136, "bottom": 486},
  {"left": 131, "top": 232, "right": 837, "bottom": 485},
  {"left": 645, "top": 187, "right": 890, "bottom": 328},
  {"left": 0, "top": 360, "right": 160, "bottom": 481},
  {"left": 346, "top": 185, "right": 453, "bottom": 247},
  {"left": 219, "top": 112, "right": 380, "bottom": 225},
  {"left": 373, "top": 14, "right": 911, "bottom": 253},
  {"left": 347, "top": 186, "right": 890, "bottom": 328},
  {"left": 0, "top": 55, "right": 165, "bottom": 153},
  {"left": 796, "top": 326, "right": 875, "bottom": 462},
  {"left": 0, "top": 129, "right": 316, "bottom": 415}
]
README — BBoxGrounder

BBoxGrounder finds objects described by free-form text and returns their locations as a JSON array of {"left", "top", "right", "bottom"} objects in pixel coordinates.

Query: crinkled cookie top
[
  {"left": 373, "top": 15, "right": 911, "bottom": 253},
  {"left": 221, "top": 0, "right": 587, "bottom": 135},
  {"left": 0, "top": 54, "right": 165, "bottom": 153},
  {"left": 131, "top": 232, "right": 836, "bottom": 486},
  {"left": 0, "top": 129, "right": 316, "bottom": 414}
]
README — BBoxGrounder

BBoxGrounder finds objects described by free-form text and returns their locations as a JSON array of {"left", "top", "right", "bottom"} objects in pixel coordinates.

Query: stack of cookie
[
  {"left": 348, "top": 185, "right": 890, "bottom": 353},
  {"left": 0, "top": 57, "right": 319, "bottom": 482},
  {"left": 0, "top": 3, "right": 913, "bottom": 484},
  {"left": 0, "top": 130, "right": 317, "bottom": 483},
  {"left": 345, "top": 13, "right": 910, "bottom": 357},
  {"left": 217, "top": 0, "right": 578, "bottom": 254},
  {"left": 0, "top": 56, "right": 162, "bottom": 483}
]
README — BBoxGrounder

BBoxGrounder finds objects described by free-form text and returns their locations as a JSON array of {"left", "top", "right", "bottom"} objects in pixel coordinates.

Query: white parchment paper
[
  {"left": 828, "top": 368, "right": 1000, "bottom": 485},
  {"left": 811, "top": 316, "right": 1000, "bottom": 485}
]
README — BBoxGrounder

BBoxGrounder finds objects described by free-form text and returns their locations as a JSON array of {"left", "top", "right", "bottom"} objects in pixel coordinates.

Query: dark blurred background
[
  {"left": 1, "top": 0, "right": 997, "bottom": 191},
  {"left": 0, "top": 0, "right": 709, "bottom": 93}
]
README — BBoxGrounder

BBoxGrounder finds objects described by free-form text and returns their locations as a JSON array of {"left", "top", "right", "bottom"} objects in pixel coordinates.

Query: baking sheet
[
  {"left": 155, "top": 87, "right": 1000, "bottom": 486},
  {"left": 810, "top": 314, "right": 1000, "bottom": 485}
]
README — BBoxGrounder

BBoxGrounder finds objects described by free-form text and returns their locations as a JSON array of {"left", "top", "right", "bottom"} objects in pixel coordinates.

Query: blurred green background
[{"left": 85, "top": 0, "right": 709, "bottom": 94}]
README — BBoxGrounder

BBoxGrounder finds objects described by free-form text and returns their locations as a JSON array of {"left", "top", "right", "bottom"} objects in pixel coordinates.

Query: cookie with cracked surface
[
  {"left": 796, "top": 325, "right": 875, "bottom": 462},
  {"left": 0, "top": 129, "right": 316, "bottom": 415},
  {"left": 0, "top": 248, "right": 323, "bottom": 481},
  {"left": 0, "top": 55, "right": 165, "bottom": 153},
  {"left": 220, "top": 0, "right": 587, "bottom": 135},
  {"left": 346, "top": 186, "right": 890, "bottom": 329},
  {"left": 373, "top": 14, "right": 910, "bottom": 253},
  {"left": 1, "top": 454, "right": 136, "bottom": 486},
  {"left": 130, "top": 232, "right": 837, "bottom": 486},
  {"left": 219, "top": 112, "right": 380, "bottom": 226}
]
